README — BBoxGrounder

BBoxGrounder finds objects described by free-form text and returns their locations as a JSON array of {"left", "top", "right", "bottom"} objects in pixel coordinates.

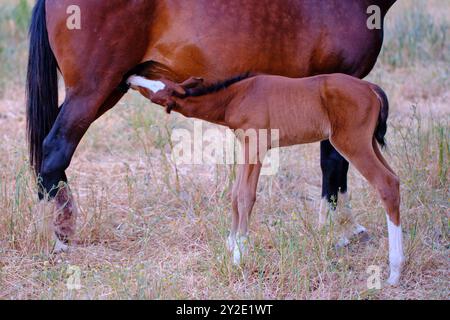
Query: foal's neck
[{"left": 173, "top": 88, "right": 237, "bottom": 126}]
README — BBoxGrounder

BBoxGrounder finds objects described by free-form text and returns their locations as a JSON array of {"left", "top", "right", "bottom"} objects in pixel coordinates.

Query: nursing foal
[{"left": 128, "top": 73, "right": 404, "bottom": 285}]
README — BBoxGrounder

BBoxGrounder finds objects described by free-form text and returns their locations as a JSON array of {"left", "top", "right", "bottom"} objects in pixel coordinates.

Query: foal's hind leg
[
  {"left": 331, "top": 137, "right": 403, "bottom": 285},
  {"left": 373, "top": 139, "right": 396, "bottom": 175}
]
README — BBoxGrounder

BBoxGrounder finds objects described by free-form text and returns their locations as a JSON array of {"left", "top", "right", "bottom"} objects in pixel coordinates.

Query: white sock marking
[
  {"left": 337, "top": 192, "right": 350, "bottom": 211},
  {"left": 227, "top": 235, "right": 249, "bottom": 265},
  {"left": 127, "top": 75, "right": 166, "bottom": 93},
  {"left": 386, "top": 215, "right": 404, "bottom": 285},
  {"left": 318, "top": 198, "right": 331, "bottom": 227},
  {"left": 227, "top": 234, "right": 236, "bottom": 252}
]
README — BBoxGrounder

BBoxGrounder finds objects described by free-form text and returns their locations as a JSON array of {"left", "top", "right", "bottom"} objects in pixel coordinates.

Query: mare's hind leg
[
  {"left": 52, "top": 88, "right": 126, "bottom": 252},
  {"left": 41, "top": 81, "right": 126, "bottom": 251},
  {"left": 319, "top": 141, "right": 347, "bottom": 226},
  {"left": 42, "top": 0, "right": 154, "bottom": 251},
  {"left": 319, "top": 141, "right": 367, "bottom": 246},
  {"left": 331, "top": 137, "right": 403, "bottom": 285}
]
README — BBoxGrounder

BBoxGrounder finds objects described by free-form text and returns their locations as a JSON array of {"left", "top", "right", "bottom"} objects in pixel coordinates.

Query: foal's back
[{"left": 230, "top": 74, "right": 379, "bottom": 147}]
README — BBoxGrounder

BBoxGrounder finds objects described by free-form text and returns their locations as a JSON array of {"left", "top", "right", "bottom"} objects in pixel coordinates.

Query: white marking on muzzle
[{"left": 127, "top": 75, "right": 166, "bottom": 93}]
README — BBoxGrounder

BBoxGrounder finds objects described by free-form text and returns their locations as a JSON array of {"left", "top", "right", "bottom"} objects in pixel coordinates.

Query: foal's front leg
[
  {"left": 228, "top": 163, "right": 262, "bottom": 265},
  {"left": 227, "top": 166, "right": 242, "bottom": 253}
]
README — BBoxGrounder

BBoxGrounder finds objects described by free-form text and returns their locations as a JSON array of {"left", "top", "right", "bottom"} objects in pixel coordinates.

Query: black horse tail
[
  {"left": 371, "top": 85, "right": 389, "bottom": 148},
  {"left": 26, "top": 0, "right": 59, "bottom": 176}
]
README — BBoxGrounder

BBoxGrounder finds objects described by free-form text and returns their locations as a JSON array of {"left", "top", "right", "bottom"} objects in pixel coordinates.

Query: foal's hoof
[
  {"left": 386, "top": 274, "right": 401, "bottom": 287},
  {"left": 233, "top": 247, "right": 242, "bottom": 265},
  {"left": 226, "top": 235, "right": 235, "bottom": 252},
  {"left": 227, "top": 235, "right": 249, "bottom": 265},
  {"left": 386, "top": 260, "right": 404, "bottom": 287}
]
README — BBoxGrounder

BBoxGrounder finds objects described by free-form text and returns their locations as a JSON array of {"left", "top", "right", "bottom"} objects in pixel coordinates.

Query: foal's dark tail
[
  {"left": 371, "top": 86, "right": 389, "bottom": 148},
  {"left": 26, "top": 0, "right": 59, "bottom": 176}
]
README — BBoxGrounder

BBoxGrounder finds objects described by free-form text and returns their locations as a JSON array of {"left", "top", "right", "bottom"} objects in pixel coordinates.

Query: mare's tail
[{"left": 27, "top": 0, "right": 59, "bottom": 176}]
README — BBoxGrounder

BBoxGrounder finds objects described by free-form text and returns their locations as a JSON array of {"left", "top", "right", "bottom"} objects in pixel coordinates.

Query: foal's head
[{"left": 151, "top": 77, "right": 204, "bottom": 112}]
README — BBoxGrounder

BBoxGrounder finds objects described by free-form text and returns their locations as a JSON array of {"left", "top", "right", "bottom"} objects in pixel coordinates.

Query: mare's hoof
[
  {"left": 351, "top": 225, "right": 370, "bottom": 243},
  {"left": 53, "top": 238, "right": 69, "bottom": 254},
  {"left": 356, "top": 230, "right": 370, "bottom": 243},
  {"left": 336, "top": 237, "right": 350, "bottom": 249}
]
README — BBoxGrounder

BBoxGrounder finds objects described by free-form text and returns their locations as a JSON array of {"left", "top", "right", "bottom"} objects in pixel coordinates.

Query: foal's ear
[
  {"left": 172, "top": 84, "right": 187, "bottom": 96},
  {"left": 180, "top": 77, "right": 204, "bottom": 89}
]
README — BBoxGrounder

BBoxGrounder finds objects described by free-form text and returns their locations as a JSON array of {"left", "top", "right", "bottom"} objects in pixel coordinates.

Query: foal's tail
[
  {"left": 27, "top": 0, "right": 59, "bottom": 176},
  {"left": 371, "top": 86, "right": 389, "bottom": 148}
]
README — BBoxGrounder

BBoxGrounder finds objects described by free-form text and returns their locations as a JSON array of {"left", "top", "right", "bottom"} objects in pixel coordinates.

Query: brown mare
[
  {"left": 26, "top": 0, "right": 397, "bottom": 262},
  {"left": 128, "top": 73, "right": 403, "bottom": 285}
]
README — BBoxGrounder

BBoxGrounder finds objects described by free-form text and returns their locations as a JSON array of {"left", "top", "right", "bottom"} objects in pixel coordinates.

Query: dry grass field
[{"left": 0, "top": 0, "right": 448, "bottom": 299}]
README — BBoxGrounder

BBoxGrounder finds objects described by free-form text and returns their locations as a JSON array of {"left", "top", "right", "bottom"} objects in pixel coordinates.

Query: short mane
[{"left": 185, "top": 72, "right": 253, "bottom": 97}]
